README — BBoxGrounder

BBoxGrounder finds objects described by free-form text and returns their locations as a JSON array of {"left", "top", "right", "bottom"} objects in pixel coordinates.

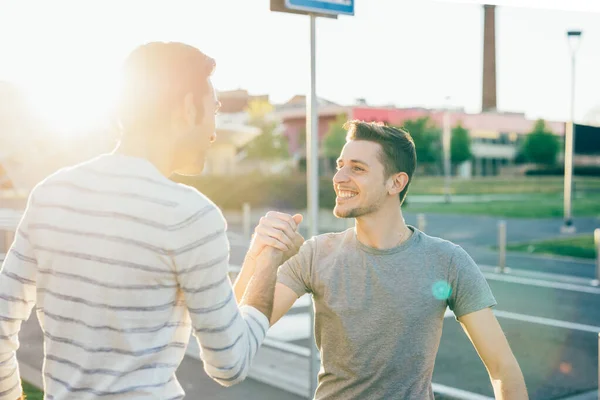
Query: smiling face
[{"left": 333, "top": 140, "right": 391, "bottom": 219}]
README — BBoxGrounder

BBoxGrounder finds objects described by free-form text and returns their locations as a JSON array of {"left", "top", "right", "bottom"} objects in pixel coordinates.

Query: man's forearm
[
  {"left": 233, "top": 253, "right": 257, "bottom": 304},
  {"left": 490, "top": 364, "right": 528, "bottom": 400},
  {"left": 239, "top": 248, "right": 282, "bottom": 320}
]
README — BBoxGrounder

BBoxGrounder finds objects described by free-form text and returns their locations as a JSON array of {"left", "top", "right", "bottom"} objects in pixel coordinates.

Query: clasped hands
[{"left": 247, "top": 211, "right": 305, "bottom": 265}]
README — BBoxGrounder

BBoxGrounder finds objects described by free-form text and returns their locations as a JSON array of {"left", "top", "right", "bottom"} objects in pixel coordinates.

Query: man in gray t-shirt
[
  {"left": 234, "top": 121, "right": 528, "bottom": 399},
  {"left": 278, "top": 227, "right": 495, "bottom": 399}
]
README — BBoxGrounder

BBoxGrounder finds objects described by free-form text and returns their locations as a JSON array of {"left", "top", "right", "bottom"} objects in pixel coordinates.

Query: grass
[
  {"left": 505, "top": 235, "right": 597, "bottom": 259},
  {"left": 404, "top": 193, "right": 600, "bottom": 218},
  {"left": 22, "top": 381, "right": 43, "bottom": 400},
  {"left": 409, "top": 176, "right": 600, "bottom": 195}
]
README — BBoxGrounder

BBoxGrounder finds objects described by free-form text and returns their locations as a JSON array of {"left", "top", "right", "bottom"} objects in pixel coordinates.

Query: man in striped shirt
[{"left": 0, "top": 42, "right": 301, "bottom": 399}]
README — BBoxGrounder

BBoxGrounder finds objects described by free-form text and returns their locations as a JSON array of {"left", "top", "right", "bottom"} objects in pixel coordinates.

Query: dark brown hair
[{"left": 344, "top": 120, "right": 417, "bottom": 203}]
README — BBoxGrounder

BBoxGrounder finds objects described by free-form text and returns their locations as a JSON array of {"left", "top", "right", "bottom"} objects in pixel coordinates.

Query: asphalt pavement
[{"left": 9, "top": 212, "right": 600, "bottom": 399}]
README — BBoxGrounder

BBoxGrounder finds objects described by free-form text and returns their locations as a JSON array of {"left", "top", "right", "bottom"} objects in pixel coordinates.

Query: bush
[{"left": 172, "top": 173, "right": 337, "bottom": 210}]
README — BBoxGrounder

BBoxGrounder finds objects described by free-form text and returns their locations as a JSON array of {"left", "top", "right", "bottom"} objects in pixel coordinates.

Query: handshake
[{"left": 246, "top": 211, "right": 305, "bottom": 266}]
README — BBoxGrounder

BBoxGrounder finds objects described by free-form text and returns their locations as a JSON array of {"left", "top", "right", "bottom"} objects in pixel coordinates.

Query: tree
[
  {"left": 398, "top": 117, "right": 441, "bottom": 165},
  {"left": 322, "top": 114, "right": 348, "bottom": 159},
  {"left": 522, "top": 119, "right": 559, "bottom": 166},
  {"left": 244, "top": 100, "right": 288, "bottom": 160},
  {"left": 450, "top": 123, "right": 472, "bottom": 166}
]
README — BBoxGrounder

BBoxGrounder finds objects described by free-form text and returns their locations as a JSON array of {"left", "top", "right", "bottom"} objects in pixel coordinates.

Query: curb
[{"left": 19, "top": 361, "right": 43, "bottom": 390}]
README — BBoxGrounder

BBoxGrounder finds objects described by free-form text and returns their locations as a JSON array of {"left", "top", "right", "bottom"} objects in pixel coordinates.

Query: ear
[{"left": 388, "top": 172, "right": 409, "bottom": 196}]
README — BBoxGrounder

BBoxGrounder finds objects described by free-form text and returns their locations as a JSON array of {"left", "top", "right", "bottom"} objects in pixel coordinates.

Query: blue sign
[{"left": 285, "top": 0, "right": 354, "bottom": 16}]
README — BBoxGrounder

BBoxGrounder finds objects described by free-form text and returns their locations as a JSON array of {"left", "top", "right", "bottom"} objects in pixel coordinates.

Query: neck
[
  {"left": 354, "top": 201, "right": 410, "bottom": 250},
  {"left": 114, "top": 133, "right": 174, "bottom": 177}
]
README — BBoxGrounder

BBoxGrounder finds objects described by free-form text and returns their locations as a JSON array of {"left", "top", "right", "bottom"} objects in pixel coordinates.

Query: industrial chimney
[{"left": 482, "top": 4, "right": 497, "bottom": 112}]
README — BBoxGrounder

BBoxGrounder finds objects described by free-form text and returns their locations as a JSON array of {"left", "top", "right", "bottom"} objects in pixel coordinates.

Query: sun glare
[{"left": 20, "top": 75, "right": 118, "bottom": 136}]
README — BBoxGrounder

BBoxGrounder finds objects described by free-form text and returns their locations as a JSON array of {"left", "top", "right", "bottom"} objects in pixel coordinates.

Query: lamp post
[
  {"left": 443, "top": 96, "right": 452, "bottom": 203},
  {"left": 561, "top": 30, "right": 582, "bottom": 234}
]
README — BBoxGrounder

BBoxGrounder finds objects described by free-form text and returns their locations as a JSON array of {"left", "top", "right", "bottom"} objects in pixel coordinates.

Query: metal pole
[
  {"left": 593, "top": 228, "right": 600, "bottom": 286},
  {"left": 443, "top": 102, "right": 452, "bottom": 203},
  {"left": 307, "top": 13, "right": 319, "bottom": 399},
  {"left": 497, "top": 220, "right": 506, "bottom": 274},
  {"left": 242, "top": 203, "right": 251, "bottom": 240},
  {"left": 562, "top": 52, "right": 576, "bottom": 233}
]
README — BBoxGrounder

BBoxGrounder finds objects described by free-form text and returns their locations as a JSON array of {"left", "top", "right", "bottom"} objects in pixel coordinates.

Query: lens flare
[{"left": 432, "top": 280, "right": 452, "bottom": 300}]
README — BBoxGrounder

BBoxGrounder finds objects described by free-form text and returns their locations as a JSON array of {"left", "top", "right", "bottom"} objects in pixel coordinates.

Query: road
[
  {"left": 226, "top": 210, "right": 599, "bottom": 280},
  {"left": 257, "top": 267, "right": 600, "bottom": 399},
  {"left": 9, "top": 213, "right": 600, "bottom": 399},
  {"left": 224, "top": 219, "right": 600, "bottom": 399}
]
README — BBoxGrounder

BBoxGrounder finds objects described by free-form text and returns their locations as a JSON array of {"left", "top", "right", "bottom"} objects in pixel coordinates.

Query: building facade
[{"left": 276, "top": 100, "right": 567, "bottom": 177}]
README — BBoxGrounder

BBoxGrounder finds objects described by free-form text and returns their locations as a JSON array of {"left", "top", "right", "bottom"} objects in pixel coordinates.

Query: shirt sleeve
[
  {"left": 277, "top": 237, "right": 316, "bottom": 297},
  {"left": 0, "top": 192, "right": 38, "bottom": 400},
  {"left": 447, "top": 245, "right": 497, "bottom": 319},
  {"left": 173, "top": 204, "right": 269, "bottom": 387}
]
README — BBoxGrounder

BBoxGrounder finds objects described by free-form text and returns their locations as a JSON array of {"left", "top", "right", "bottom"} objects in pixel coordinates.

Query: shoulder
[
  {"left": 413, "top": 228, "right": 460, "bottom": 255},
  {"left": 313, "top": 228, "right": 354, "bottom": 251},
  {"left": 171, "top": 184, "right": 227, "bottom": 228},
  {"left": 411, "top": 228, "right": 470, "bottom": 268}
]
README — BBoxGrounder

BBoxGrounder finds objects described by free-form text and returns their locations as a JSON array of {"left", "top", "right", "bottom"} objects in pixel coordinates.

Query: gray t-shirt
[{"left": 277, "top": 226, "right": 497, "bottom": 400}]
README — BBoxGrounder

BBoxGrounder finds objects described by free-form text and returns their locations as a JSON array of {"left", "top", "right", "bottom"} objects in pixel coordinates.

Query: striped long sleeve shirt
[{"left": 0, "top": 153, "right": 269, "bottom": 399}]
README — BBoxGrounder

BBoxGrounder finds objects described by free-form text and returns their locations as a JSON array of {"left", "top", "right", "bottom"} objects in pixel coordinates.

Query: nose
[
  {"left": 333, "top": 167, "right": 349, "bottom": 185},
  {"left": 209, "top": 132, "right": 217, "bottom": 144}
]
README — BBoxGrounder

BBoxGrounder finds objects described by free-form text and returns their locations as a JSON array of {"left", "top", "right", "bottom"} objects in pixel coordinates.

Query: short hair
[
  {"left": 343, "top": 120, "right": 417, "bottom": 203},
  {"left": 117, "top": 42, "right": 216, "bottom": 132}
]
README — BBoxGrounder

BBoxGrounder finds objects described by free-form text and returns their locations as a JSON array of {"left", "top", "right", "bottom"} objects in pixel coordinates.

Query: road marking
[
  {"left": 496, "top": 250, "right": 596, "bottom": 265},
  {"left": 18, "top": 361, "right": 44, "bottom": 390},
  {"left": 234, "top": 261, "right": 599, "bottom": 294},
  {"left": 446, "top": 307, "right": 599, "bottom": 333},
  {"left": 269, "top": 314, "right": 310, "bottom": 341},
  {"left": 292, "top": 294, "right": 311, "bottom": 308},
  {"left": 480, "top": 264, "right": 594, "bottom": 286},
  {"left": 431, "top": 383, "right": 493, "bottom": 400},
  {"left": 493, "top": 310, "right": 600, "bottom": 333},
  {"left": 482, "top": 271, "right": 600, "bottom": 295}
]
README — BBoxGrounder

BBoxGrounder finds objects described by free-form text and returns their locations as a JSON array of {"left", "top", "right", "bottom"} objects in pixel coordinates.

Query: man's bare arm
[
  {"left": 459, "top": 308, "right": 528, "bottom": 399},
  {"left": 234, "top": 212, "right": 304, "bottom": 304},
  {"left": 239, "top": 247, "right": 283, "bottom": 319}
]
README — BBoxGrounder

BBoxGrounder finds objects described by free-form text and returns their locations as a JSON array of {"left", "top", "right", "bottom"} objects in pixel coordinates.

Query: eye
[{"left": 353, "top": 166, "right": 364, "bottom": 172}]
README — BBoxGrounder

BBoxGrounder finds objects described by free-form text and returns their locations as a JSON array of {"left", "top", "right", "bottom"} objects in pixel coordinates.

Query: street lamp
[
  {"left": 443, "top": 96, "right": 452, "bottom": 203},
  {"left": 561, "top": 30, "right": 582, "bottom": 234}
]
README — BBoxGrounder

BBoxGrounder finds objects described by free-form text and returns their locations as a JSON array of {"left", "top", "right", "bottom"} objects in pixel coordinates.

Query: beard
[
  {"left": 334, "top": 203, "right": 379, "bottom": 218},
  {"left": 333, "top": 189, "right": 387, "bottom": 219}
]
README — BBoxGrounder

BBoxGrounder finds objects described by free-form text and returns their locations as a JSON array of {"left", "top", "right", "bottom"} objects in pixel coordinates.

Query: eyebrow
[{"left": 336, "top": 159, "right": 370, "bottom": 167}]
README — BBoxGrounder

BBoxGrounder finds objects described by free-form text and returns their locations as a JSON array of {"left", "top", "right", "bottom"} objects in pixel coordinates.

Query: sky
[{"left": 0, "top": 0, "right": 598, "bottom": 134}]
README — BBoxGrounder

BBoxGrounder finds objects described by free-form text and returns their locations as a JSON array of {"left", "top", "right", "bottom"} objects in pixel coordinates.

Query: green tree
[
  {"left": 398, "top": 117, "right": 441, "bottom": 164},
  {"left": 450, "top": 123, "right": 472, "bottom": 165},
  {"left": 522, "top": 119, "right": 559, "bottom": 166},
  {"left": 322, "top": 114, "right": 348, "bottom": 158},
  {"left": 244, "top": 100, "right": 288, "bottom": 160}
]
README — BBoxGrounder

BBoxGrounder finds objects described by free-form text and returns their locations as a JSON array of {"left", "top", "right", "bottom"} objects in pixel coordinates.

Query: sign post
[
  {"left": 286, "top": 0, "right": 354, "bottom": 15},
  {"left": 271, "top": 1, "right": 354, "bottom": 398}
]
